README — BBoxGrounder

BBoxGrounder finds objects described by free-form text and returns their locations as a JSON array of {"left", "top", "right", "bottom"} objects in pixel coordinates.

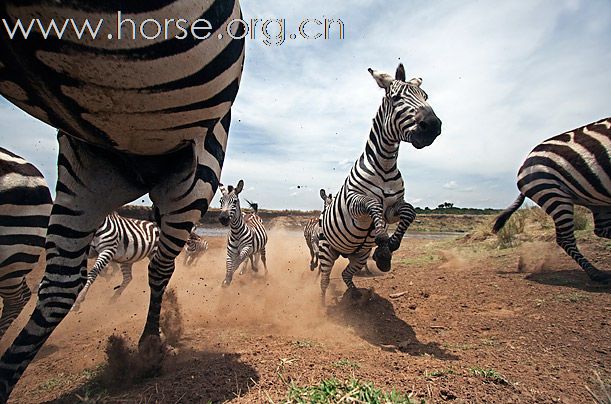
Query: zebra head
[
  {"left": 218, "top": 180, "right": 244, "bottom": 226},
  {"left": 369, "top": 63, "right": 441, "bottom": 149}
]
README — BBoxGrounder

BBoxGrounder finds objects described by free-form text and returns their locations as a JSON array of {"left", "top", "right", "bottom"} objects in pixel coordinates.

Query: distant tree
[{"left": 437, "top": 202, "right": 455, "bottom": 209}]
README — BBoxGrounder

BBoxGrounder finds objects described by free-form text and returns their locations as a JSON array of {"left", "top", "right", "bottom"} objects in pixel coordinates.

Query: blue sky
[{"left": 1, "top": 0, "right": 610, "bottom": 210}]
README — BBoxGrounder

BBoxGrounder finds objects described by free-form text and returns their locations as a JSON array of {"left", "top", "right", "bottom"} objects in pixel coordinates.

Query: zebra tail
[
  {"left": 492, "top": 194, "right": 526, "bottom": 233},
  {"left": 245, "top": 199, "right": 259, "bottom": 214}
]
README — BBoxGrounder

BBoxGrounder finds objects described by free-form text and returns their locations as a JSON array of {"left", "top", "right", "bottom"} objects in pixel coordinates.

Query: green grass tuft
[{"left": 284, "top": 378, "right": 417, "bottom": 403}]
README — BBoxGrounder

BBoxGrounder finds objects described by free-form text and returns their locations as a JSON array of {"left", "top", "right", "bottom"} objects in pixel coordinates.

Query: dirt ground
[{"left": 1, "top": 224, "right": 610, "bottom": 403}]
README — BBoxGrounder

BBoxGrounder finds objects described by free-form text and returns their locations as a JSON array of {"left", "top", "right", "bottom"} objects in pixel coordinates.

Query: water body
[{"left": 195, "top": 227, "right": 464, "bottom": 240}]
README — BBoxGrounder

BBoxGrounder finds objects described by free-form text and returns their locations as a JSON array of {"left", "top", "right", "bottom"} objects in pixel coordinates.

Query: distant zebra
[
  {"left": 493, "top": 117, "right": 611, "bottom": 284},
  {"left": 219, "top": 180, "right": 268, "bottom": 286},
  {"left": 304, "top": 189, "right": 333, "bottom": 271},
  {"left": 319, "top": 64, "right": 442, "bottom": 304},
  {"left": 0, "top": 148, "right": 52, "bottom": 340},
  {"left": 0, "top": 1, "right": 245, "bottom": 399},
  {"left": 72, "top": 213, "right": 159, "bottom": 310},
  {"left": 183, "top": 231, "right": 209, "bottom": 267}
]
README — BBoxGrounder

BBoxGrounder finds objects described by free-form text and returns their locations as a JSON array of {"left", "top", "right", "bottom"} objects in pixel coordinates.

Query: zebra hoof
[
  {"left": 388, "top": 237, "right": 401, "bottom": 252},
  {"left": 221, "top": 280, "right": 231, "bottom": 288},
  {"left": 372, "top": 246, "right": 392, "bottom": 272},
  {"left": 375, "top": 233, "right": 390, "bottom": 246},
  {"left": 310, "top": 263, "right": 316, "bottom": 271}
]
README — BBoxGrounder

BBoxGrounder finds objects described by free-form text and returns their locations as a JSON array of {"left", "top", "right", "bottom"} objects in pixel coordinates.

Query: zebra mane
[{"left": 245, "top": 199, "right": 258, "bottom": 213}]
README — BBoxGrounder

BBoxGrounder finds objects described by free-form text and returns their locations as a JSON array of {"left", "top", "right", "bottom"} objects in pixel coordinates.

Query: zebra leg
[
  {"left": 385, "top": 200, "right": 416, "bottom": 252},
  {"left": 260, "top": 247, "right": 268, "bottom": 276},
  {"left": 549, "top": 203, "right": 610, "bottom": 283},
  {"left": 73, "top": 244, "right": 118, "bottom": 310},
  {"left": 347, "top": 195, "right": 391, "bottom": 271},
  {"left": 318, "top": 240, "right": 340, "bottom": 305},
  {"left": 310, "top": 235, "right": 319, "bottom": 271},
  {"left": 111, "top": 263, "right": 133, "bottom": 300},
  {"left": 592, "top": 207, "right": 611, "bottom": 239},
  {"left": 341, "top": 250, "right": 371, "bottom": 300},
  {"left": 141, "top": 145, "right": 215, "bottom": 347},
  {"left": 223, "top": 253, "right": 243, "bottom": 287},
  {"left": 0, "top": 134, "right": 146, "bottom": 400},
  {"left": 0, "top": 280, "right": 31, "bottom": 341}
]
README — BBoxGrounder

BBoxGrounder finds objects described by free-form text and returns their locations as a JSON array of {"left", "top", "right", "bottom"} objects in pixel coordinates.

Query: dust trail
[
  {"left": 169, "top": 227, "right": 358, "bottom": 343},
  {"left": 517, "top": 241, "right": 558, "bottom": 273}
]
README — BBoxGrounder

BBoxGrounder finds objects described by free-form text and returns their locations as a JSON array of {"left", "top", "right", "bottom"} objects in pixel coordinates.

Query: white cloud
[{"left": 1, "top": 0, "right": 610, "bottom": 210}]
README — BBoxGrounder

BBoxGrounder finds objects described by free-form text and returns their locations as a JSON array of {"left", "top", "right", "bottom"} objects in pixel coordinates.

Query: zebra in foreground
[
  {"left": 183, "top": 231, "right": 209, "bottom": 267},
  {"left": 304, "top": 189, "right": 333, "bottom": 271},
  {"left": 493, "top": 117, "right": 611, "bottom": 284},
  {"left": 0, "top": 148, "right": 52, "bottom": 341},
  {"left": 219, "top": 180, "right": 268, "bottom": 286},
  {"left": 0, "top": 1, "right": 245, "bottom": 399},
  {"left": 72, "top": 213, "right": 159, "bottom": 310},
  {"left": 318, "top": 64, "right": 442, "bottom": 304}
]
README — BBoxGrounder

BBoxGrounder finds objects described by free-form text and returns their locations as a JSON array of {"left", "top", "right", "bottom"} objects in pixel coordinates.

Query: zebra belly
[
  {"left": 325, "top": 216, "right": 386, "bottom": 256},
  {"left": 0, "top": 1, "right": 244, "bottom": 155}
]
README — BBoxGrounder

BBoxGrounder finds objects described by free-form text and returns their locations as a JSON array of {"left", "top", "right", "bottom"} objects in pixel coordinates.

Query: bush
[{"left": 573, "top": 206, "right": 591, "bottom": 231}]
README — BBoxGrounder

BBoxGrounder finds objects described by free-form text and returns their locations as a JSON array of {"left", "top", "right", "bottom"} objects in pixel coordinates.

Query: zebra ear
[
  {"left": 395, "top": 63, "right": 406, "bottom": 81},
  {"left": 319, "top": 189, "right": 327, "bottom": 201},
  {"left": 408, "top": 77, "right": 422, "bottom": 87},
  {"left": 368, "top": 68, "right": 394, "bottom": 89},
  {"left": 219, "top": 183, "right": 227, "bottom": 196},
  {"left": 235, "top": 179, "right": 244, "bottom": 194}
]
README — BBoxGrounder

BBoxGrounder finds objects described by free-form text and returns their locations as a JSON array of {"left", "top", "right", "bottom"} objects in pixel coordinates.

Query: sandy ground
[{"left": 1, "top": 226, "right": 609, "bottom": 403}]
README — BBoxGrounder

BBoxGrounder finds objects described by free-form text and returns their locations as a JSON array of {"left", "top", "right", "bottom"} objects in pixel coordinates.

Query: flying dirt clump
[
  {"left": 160, "top": 287, "right": 184, "bottom": 346},
  {"left": 100, "top": 287, "right": 182, "bottom": 386},
  {"left": 101, "top": 334, "right": 165, "bottom": 386}
]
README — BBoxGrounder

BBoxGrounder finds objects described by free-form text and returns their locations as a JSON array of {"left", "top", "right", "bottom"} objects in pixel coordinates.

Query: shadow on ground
[
  {"left": 52, "top": 348, "right": 259, "bottom": 403},
  {"left": 525, "top": 269, "right": 611, "bottom": 293},
  {"left": 327, "top": 291, "right": 458, "bottom": 360}
]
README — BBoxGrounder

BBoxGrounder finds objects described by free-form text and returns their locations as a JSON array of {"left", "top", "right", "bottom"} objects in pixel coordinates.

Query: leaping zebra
[
  {"left": 318, "top": 64, "right": 442, "bottom": 304},
  {"left": 0, "top": 148, "right": 52, "bottom": 341},
  {"left": 0, "top": 1, "right": 245, "bottom": 400},
  {"left": 304, "top": 189, "right": 333, "bottom": 271},
  {"left": 183, "top": 230, "right": 209, "bottom": 267},
  {"left": 493, "top": 117, "right": 611, "bottom": 284},
  {"left": 219, "top": 180, "right": 268, "bottom": 286},
  {"left": 72, "top": 212, "right": 159, "bottom": 311}
]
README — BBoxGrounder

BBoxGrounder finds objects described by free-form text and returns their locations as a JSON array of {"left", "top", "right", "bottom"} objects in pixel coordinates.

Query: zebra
[
  {"left": 318, "top": 64, "right": 442, "bottom": 304},
  {"left": 493, "top": 117, "right": 611, "bottom": 284},
  {"left": 183, "top": 230, "right": 209, "bottom": 267},
  {"left": 0, "top": 1, "right": 245, "bottom": 400},
  {"left": 72, "top": 212, "right": 159, "bottom": 311},
  {"left": 304, "top": 189, "right": 333, "bottom": 271},
  {"left": 219, "top": 180, "right": 268, "bottom": 286},
  {"left": 0, "top": 148, "right": 52, "bottom": 341}
]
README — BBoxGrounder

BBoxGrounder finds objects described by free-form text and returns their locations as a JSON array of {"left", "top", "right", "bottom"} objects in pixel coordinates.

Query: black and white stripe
[
  {"left": 318, "top": 64, "right": 442, "bottom": 303},
  {"left": 72, "top": 212, "right": 159, "bottom": 310},
  {"left": 183, "top": 230, "right": 209, "bottom": 267},
  {"left": 304, "top": 189, "right": 333, "bottom": 271},
  {"left": 0, "top": 148, "right": 52, "bottom": 340},
  {"left": 493, "top": 117, "right": 611, "bottom": 283},
  {"left": 218, "top": 180, "right": 268, "bottom": 286},
  {"left": 0, "top": 1, "right": 245, "bottom": 400}
]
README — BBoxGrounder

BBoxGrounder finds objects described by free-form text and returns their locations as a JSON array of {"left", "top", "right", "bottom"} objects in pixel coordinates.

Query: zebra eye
[{"left": 390, "top": 93, "right": 402, "bottom": 102}]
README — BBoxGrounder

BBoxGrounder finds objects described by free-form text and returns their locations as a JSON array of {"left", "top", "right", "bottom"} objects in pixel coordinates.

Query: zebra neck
[
  {"left": 230, "top": 210, "right": 246, "bottom": 234},
  {"left": 358, "top": 114, "right": 401, "bottom": 176}
]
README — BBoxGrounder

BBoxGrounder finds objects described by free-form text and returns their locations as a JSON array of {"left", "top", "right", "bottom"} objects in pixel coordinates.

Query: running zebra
[
  {"left": 304, "top": 189, "right": 333, "bottom": 271},
  {"left": 493, "top": 117, "right": 611, "bottom": 284},
  {"left": 0, "top": 148, "right": 52, "bottom": 341},
  {"left": 72, "top": 213, "right": 159, "bottom": 310},
  {"left": 183, "top": 231, "right": 209, "bottom": 267},
  {"left": 318, "top": 64, "right": 442, "bottom": 304},
  {"left": 0, "top": 1, "right": 245, "bottom": 399},
  {"left": 219, "top": 180, "right": 268, "bottom": 286}
]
